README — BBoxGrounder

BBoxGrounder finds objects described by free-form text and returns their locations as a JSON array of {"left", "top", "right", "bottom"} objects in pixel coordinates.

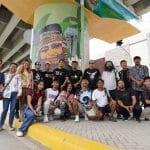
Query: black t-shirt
[
  {"left": 83, "top": 68, "right": 101, "bottom": 90},
  {"left": 43, "top": 71, "right": 53, "bottom": 89},
  {"left": 32, "top": 69, "right": 43, "bottom": 83},
  {"left": 119, "top": 69, "right": 131, "bottom": 88},
  {"left": 116, "top": 88, "right": 135, "bottom": 106},
  {"left": 53, "top": 68, "right": 68, "bottom": 85},
  {"left": 69, "top": 69, "right": 82, "bottom": 84},
  {"left": 142, "top": 89, "right": 150, "bottom": 108}
]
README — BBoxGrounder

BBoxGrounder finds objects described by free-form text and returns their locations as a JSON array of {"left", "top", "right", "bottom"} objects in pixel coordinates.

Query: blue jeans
[
  {"left": 0, "top": 92, "right": 18, "bottom": 127},
  {"left": 18, "top": 105, "right": 37, "bottom": 132}
]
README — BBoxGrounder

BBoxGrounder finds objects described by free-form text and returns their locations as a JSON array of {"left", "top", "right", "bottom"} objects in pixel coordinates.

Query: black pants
[
  {"left": 116, "top": 104, "right": 142, "bottom": 119},
  {"left": 134, "top": 90, "right": 143, "bottom": 105}
]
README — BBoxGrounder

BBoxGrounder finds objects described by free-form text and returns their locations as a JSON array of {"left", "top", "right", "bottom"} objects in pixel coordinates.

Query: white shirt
[
  {"left": 92, "top": 89, "right": 108, "bottom": 107},
  {"left": 46, "top": 88, "right": 59, "bottom": 102},
  {"left": 102, "top": 70, "right": 119, "bottom": 90},
  {"left": 3, "top": 73, "right": 22, "bottom": 98}
]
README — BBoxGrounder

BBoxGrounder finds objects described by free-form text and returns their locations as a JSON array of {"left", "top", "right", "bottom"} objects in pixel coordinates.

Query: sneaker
[
  {"left": 109, "top": 116, "right": 117, "bottom": 122},
  {"left": 74, "top": 115, "right": 79, "bottom": 122},
  {"left": 8, "top": 126, "right": 15, "bottom": 131},
  {"left": 16, "top": 131, "right": 24, "bottom": 137},
  {"left": 84, "top": 114, "right": 89, "bottom": 121},
  {"left": 136, "top": 118, "right": 141, "bottom": 123},
  {"left": 117, "top": 114, "right": 122, "bottom": 119},
  {"left": 43, "top": 115, "right": 49, "bottom": 123},
  {"left": 49, "top": 115, "right": 54, "bottom": 121}
]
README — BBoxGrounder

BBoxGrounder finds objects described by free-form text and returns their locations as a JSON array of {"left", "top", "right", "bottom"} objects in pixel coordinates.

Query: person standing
[
  {"left": 119, "top": 60, "right": 131, "bottom": 89},
  {"left": 83, "top": 60, "right": 101, "bottom": 90},
  {"left": 68, "top": 61, "right": 82, "bottom": 92},
  {"left": 0, "top": 63, "right": 22, "bottom": 131},
  {"left": 53, "top": 59, "right": 69, "bottom": 89},
  {"left": 32, "top": 61, "right": 43, "bottom": 85},
  {"left": 43, "top": 63, "right": 53, "bottom": 89},
  {"left": 102, "top": 61, "right": 119, "bottom": 101},
  {"left": 0, "top": 60, "right": 5, "bottom": 98},
  {"left": 129, "top": 56, "right": 149, "bottom": 104},
  {"left": 15, "top": 59, "right": 33, "bottom": 120}
]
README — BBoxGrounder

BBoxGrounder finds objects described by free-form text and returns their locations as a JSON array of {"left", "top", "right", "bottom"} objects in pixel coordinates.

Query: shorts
[{"left": 97, "top": 104, "right": 111, "bottom": 114}]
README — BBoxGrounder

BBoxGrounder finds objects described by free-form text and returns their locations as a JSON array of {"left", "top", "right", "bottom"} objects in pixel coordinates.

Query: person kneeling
[
  {"left": 73, "top": 79, "right": 93, "bottom": 122},
  {"left": 16, "top": 81, "right": 44, "bottom": 137},
  {"left": 92, "top": 79, "right": 117, "bottom": 122},
  {"left": 43, "top": 80, "right": 61, "bottom": 123},
  {"left": 116, "top": 80, "right": 142, "bottom": 122}
]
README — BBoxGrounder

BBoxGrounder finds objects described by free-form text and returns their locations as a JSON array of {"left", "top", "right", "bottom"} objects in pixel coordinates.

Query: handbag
[{"left": 0, "top": 74, "right": 15, "bottom": 100}]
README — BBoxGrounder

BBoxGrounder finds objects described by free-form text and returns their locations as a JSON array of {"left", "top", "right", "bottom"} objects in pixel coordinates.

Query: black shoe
[
  {"left": 60, "top": 116, "right": 66, "bottom": 121},
  {"left": 117, "top": 114, "right": 122, "bottom": 119},
  {"left": 109, "top": 116, "right": 117, "bottom": 122},
  {"left": 136, "top": 118, "right": 141, "bottom": 123},
  {"left": 145, "top": 118, "right": 149, "bottom": 121}
]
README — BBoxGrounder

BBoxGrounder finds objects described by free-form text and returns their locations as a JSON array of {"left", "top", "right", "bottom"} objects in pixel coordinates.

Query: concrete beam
[
  {"left": 2, "top": 39, "right": 26, "bottom": 63},
  {"left": 0, "top": 15, "right": 20, "bottom": 47},
  {"left": 124, "top": 0, "right": 142, "bottom": 6},
  {"left": 2, "top": 49, "right": 30, "bottom": 72}
]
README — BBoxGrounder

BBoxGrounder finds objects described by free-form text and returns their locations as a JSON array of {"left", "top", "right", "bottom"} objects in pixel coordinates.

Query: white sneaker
[
  {"left": 9, "top": 126, "right": 15, "bottom": 131},
  {"left": 74, "top": 115, "right": 79, "bottom": 122},
  {"left": 84, "top": 114, "right": 89, "bottom": 121},
  {"left": 16, "top": 131, "right": 24, "bottom": 137},
  {"left": 43, "top": 115, "right": 49, "bottom": 123},
  {"left": 49, "top": 115, "right": 54, "bottom": 121}
]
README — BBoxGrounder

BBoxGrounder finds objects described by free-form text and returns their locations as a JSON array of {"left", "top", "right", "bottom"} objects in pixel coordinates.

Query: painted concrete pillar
[{"left": 31, "top": 3, "right": 89, "bottom": 70}]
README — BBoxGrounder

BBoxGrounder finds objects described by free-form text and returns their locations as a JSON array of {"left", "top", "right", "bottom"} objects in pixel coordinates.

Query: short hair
[
  {"left": 52, "top": 79, "right": 59, "bottom": 84},
  {"left": 45, "top": 63, "right": 50, "bottom": 66},
  {"left": 59, "top": 59, "right": 65, "bottom": 63},
  {"left": 120, "top": 60, "right": 127, "bottom": 64},
  {"left": 72, "top": 61, "right": 78, "bottom": 65},
  {"left": 35, "top": 61, "right": 40, "bottom": 65},
  {"left": 97, "top": 78, "right": 104, "bottom": 83},
  {"left": 10, "top": 62, "right": 17, "bottom": 67},
  {"left": 133, "top": 56, "right": 141, "bottom": 60},
  {"left": 144, "top": 76, "right": 150, "bottom": 82},
  {"left": 117, "top": 79, "right": 124, "bottom": 85}
]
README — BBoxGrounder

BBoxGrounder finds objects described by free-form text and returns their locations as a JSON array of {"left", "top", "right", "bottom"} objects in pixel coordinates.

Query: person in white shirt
[
  {"left": 43, "top": 80, "right": 61, "bottom": 123},
  {"left": 0, "top": 63, "right": 22, "bottom": 131},
  {"left": 92, "top": 79, "right": 117, "bottom": 122}
]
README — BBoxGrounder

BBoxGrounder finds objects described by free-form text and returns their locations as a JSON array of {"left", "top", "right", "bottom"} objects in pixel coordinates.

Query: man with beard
[
  {"left": 83, "top": 60, "right": 101, "bottom": 90},
  {"left": 102, "top": 61, "right": 119, "bottom": 101},
  {"left": 119, "top": 60, "right": 131, "bottom": 89},
  {"left": 116, "top": 80, "right": 142, "bottom": 122},
  {"left": 129, "top": 56, "right": 149, "bottom": 104}
]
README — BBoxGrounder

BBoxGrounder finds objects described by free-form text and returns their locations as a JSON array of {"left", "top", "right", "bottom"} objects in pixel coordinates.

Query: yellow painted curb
[{"left": 14, "top": 119, "right": 119, "bottom": 150}]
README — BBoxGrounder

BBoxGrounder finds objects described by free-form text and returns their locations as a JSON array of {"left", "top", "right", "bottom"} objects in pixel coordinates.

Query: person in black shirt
[
  {"left": 53, "top": 59, "right": 69, "bottom": 89},
  {"left": 119, "top": 60, "right": 131, "bottom": 89},
  {"left": 83, "top": 60, "right": 101, "bottom": 90},
  {"left": 32, "top": 61, "right": 43, "bottom": 84},
  {"left": 43, "top": 63, "right": 53, "bottom": 89},
  {"left": 68, "top": 61, "right": 82, "bottom": 92},
  {"left": 116, "top": 80, "right": 142, "bottom": 122},
  {"left": 141, "top": 77, "right": 150, "bottom": 120}
]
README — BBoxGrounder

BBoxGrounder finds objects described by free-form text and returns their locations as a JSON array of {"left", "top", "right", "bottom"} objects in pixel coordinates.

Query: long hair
[
  {"left": 19, "top": 59, "right": 31, "bottom": 74},
  {"left": 104, "top": 61, "right": 115, "bottom": 71},
  {"left": 62, "top": 83, "right": 74, "bottom": 94}
]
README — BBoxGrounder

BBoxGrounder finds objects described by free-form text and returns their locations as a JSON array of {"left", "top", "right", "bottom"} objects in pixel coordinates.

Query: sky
[{"left": 90, "top": 12, "right": 150, "bottom": 60}]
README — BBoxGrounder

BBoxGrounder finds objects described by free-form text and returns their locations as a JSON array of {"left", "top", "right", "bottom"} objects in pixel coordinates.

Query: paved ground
[
  {"left": 0, "top": 128, "right": 49, "bottom": 150},
  {"left": 45, "top": 119, "right": 150, "bottom": 150}
]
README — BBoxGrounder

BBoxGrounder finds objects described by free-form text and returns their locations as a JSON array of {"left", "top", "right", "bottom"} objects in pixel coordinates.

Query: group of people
[{"left": 0, "top": 55, "right": 150, "bottom": 137}]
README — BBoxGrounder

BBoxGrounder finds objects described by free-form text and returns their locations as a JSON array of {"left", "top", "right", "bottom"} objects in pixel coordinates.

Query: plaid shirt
[{"left": 129, "top": 65, "right": 149, "bottom": 91}]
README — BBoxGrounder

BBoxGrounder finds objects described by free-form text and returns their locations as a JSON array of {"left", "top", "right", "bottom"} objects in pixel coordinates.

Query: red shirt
[{"left": 27, "top": 89, "right": 42, "bottom": 106}]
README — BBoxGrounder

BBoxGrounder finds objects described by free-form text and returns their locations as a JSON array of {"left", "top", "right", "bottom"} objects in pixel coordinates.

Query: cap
[{"left": 89, "top": 60, "right": 95, "bottom": 64}]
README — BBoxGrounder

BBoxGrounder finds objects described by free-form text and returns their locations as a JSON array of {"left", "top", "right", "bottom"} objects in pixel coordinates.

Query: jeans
[
  {"left": 18, "top": 105, "right": 37, "bottom": 132},
  {"left": 0, "top": 92, "right": 17, "bottom": 127},
  {"left": 116, "top": 104, "right": 142, "bottom": 119},
  {"left": 134, "top": 90, "right": 143, "bottom": 105}
]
